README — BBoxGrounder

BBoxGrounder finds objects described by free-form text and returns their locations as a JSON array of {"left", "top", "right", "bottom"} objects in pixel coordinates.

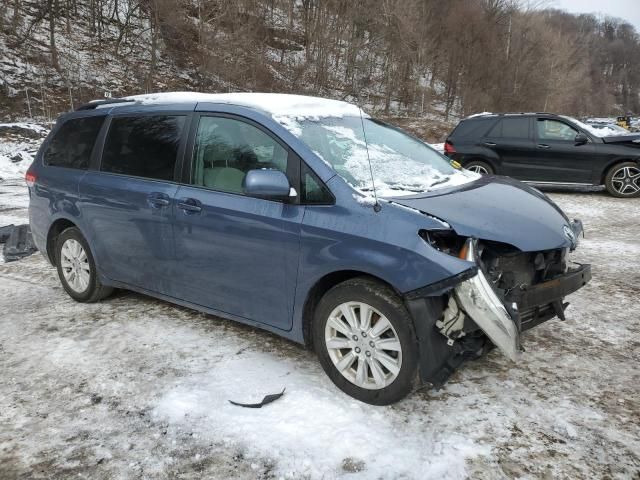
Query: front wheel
[
  {"left": 605, "top": 162, "right": 640, "bottom": 198},
  {"left": 313, "top": 277, "right": 418, "bottom": 405},
  {"left": 55, "top": 227, "right": 113, "bottom": 302}
]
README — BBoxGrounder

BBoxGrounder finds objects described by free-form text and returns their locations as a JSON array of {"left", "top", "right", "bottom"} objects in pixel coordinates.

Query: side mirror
[
  {"left": 575, "top": 133, "right": 589, "bottom": 145},
  {"left": 243, "top": 169, "right": 295, "bottom": 200}
]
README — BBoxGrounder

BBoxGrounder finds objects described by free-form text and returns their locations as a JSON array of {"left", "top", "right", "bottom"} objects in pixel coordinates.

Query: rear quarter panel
[
  {"left": 446, "top": 118, "right": 501, "bottom": 169},
  {"left": 28, "top": 125, "right": 87, "bottom": 262},
  {"left": 28, "top": 111, "right": 108, "bottom": 262}
]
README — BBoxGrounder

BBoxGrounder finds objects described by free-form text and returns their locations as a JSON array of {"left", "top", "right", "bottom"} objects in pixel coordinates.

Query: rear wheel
[
  {"left": 605, "top": 162, "right": 640, "bottom": 198},
  {"left": 464, "top": 160, "right": 494, "bottom": 175},
  {"left": 55, "top": 227, "right": 113, "bottom": 302},
  {"left": 313, "top": 277, "right": 418, "bottom": 405}
]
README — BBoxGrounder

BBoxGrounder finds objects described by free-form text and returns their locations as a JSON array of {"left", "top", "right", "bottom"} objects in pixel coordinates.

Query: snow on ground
[
  {"left": 0, "top": 124, "right": 44, "bottom": 235},
  {"left": 0, "top": 122, "right": 46, "bottom": 178},
  {"left": 0, "top": 137, "right": 639, "bottom": 478}
]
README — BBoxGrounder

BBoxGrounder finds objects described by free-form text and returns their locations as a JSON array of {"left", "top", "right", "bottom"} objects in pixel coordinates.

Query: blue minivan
[{"left": 27, "top": 93, "right": 591, "bottom": 405}]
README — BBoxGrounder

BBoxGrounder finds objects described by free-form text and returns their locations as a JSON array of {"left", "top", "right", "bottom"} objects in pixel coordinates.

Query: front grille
[
  {"left": 477, "top": 241, "right": 571, "bottom": 330},
  {"left": 479, "top": 241, "right": 567, "bottom": 301}
]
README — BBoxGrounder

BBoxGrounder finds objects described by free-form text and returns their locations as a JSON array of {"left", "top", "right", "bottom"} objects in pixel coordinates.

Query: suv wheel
[
  {"left": 465, "top": 160, "right": 493, "bottom": 175},
  {"left": 313, "top": 277, "right": 418, "bottom": 405},
  {"left": 55, "top": 227, "right": 113, "bottom": 302},
  {"left": 605, "top": 162, "right": 640, "bottom": 198}
]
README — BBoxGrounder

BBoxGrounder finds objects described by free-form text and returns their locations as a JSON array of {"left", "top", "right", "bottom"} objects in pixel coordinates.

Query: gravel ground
[{"left": 0, "top": 174, "right": 639, "bottom": 479}]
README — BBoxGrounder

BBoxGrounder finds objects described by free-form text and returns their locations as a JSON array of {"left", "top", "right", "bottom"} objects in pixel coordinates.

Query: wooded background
[{"left": 1, "top": 0, "right": 639, "bottom": 122}]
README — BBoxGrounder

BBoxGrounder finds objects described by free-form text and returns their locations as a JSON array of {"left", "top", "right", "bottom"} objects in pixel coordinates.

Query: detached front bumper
[
  {"left": 454, "top": 239, "right": 591, "bottom": 361},
  {"left": 507, "top": 263, "right": 591, "bottom": 320}
]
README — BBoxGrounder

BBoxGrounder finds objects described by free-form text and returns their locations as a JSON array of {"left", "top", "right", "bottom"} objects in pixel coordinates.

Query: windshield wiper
[
  {"left": 361, "top": 185, "right": 425, "bottom": 193},
  {"left": 428, "top": 177, "right": 450, "bottom": 188}
]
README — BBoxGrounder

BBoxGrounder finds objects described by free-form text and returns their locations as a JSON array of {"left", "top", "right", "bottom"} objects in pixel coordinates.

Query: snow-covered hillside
[
  {"left": 0, "top": 123, "right": 47, "bottom": 179},
  {"left": 0, "top": 1, "right": 200, "bottom": 121}
]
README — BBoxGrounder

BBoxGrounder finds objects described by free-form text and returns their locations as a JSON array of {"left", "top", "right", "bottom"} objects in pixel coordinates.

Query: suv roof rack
[
  {"left": 497, "top": 112, "right": 557, "bottom": 116},
  {"left": 75, "top": 98, "right": 135, "bottom": 111},
  {"left": 469, "top": 112, "right": 560, "bottom": 116}
]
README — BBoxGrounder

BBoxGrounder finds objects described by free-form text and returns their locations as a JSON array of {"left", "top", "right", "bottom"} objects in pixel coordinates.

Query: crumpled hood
[{"left": 387, "top": 176, "right": 576, "bottom": 252}]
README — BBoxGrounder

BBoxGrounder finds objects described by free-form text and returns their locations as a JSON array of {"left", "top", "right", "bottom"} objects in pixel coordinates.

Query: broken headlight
[{"left": 419, "top": 229, "right": 466, "bottom": 257}]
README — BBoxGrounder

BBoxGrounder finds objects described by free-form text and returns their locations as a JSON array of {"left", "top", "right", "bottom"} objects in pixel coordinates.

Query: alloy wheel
[
  {"left": 611, "top": 166, "right": 640, "bottom": 196},
  {"left": 467, "top": 164, "right": 489, "bottom": 174},
  {"left": 60, "top": 238, "right": 91, "bottom": 293},
  {"left": 324, "top": 301, "right": 402, "bottom": 390}
]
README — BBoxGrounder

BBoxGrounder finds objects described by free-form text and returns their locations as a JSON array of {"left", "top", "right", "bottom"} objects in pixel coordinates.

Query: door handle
[
  {"left": 177, "top": 198, "right": 202, "bottom": 214},
  {"left": 147, "top": 192, "right": 171, "bottom": 208},
  {"left": 537, "top": 144, "right": 551, "bottom": 149},
  {"left": 483, "top": 142, "right": 497, "bottom": 147}
]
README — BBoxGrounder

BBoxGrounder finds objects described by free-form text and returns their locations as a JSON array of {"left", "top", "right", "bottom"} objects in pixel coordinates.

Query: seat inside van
[
  {"left": 193, "top": 117, "right": 288, "bottom": 194},
  {"left": 194, "top": 121, "right": 253, "bottom": 193}
]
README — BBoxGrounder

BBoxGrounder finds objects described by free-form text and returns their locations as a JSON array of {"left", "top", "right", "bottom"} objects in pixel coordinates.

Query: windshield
[
  {"left": 563, "top": 116, "right": 635, "bottom": 137},
  {"left": 276, "top": 116, "right": 479, "bottom": 196}
]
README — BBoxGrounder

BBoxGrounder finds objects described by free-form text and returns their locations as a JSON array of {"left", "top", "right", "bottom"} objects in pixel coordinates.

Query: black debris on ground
[
  {"left": 0, "top": 224, "right": 15, "bottom": 243},
  {"left": 2, "top": 224, "right": 38, "bottom": 262},
  {"left": 229, "top": 389, "right": 286, "bottom": 408}
]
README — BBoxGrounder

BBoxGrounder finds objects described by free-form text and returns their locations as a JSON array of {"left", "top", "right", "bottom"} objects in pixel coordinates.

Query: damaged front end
[
  {"left": 405, "top": 225, "right": 591, "bottom": 387},
  {"left": 454, "top": 239, "right": 522, "bottom": 361}
]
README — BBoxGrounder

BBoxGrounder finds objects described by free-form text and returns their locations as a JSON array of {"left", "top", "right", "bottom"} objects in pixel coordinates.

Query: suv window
[
  {"left": 301, "top": 163, "right": 333, "bottom": 204},
  {"left": 191, "top": 116, "right": 289, "bottom": 194},
  {"left": 537, "top": 119, "right": 578, "bottom": 141},
  {"left": 101, "top": 115, "right": 186, "bottom": 181},
  {"left": 488, "top": 117, "right": 530, "bottom": 139},
  {"left": 44, "top": 116, "right": 104, "bottom": 169},
  {"left": 452, "top": 118, "right": 495, "bottom": 139}
]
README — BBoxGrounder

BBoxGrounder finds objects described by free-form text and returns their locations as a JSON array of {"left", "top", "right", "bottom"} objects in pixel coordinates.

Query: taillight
[
  {"left": 444, "top": 141, "right": 456, "bottom": 155},
  {"left": 25, "top": 170, "right": 36, "bottom": 188}
]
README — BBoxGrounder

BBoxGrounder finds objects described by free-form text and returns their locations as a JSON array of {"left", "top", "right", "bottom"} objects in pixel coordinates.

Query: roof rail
[
  {"left": 475, "top": 112, "right": 559, "bottom": 117},
  {"left": 75, "top": 98, "right": 135, "bottom": 111}
]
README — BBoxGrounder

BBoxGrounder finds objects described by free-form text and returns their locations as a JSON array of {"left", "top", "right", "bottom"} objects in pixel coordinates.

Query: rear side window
[
  {"left": 451, "top": 118, "right": 495, "bottom": 139},
  {"left": 488, "top": 117, "right": 530, "bottom": 139},
  {"left": 101, "top": 115, "right": 185, "bottom": 181},
  {"left": 44, "top": 116, "right": 104, "bottom": 169}
]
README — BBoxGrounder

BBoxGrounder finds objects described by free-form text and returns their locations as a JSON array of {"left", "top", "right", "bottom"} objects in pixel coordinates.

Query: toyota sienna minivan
[{"left": 27, "top": 92, "right": 591, "bottom": 405}]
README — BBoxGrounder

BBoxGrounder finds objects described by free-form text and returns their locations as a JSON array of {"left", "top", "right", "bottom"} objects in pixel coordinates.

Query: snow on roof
[
  {"left": 465, "top": 111, "right": 495, "bottom": 119},
  {"left": 112, "top": 92, "right": 366, "bottom": 118}
]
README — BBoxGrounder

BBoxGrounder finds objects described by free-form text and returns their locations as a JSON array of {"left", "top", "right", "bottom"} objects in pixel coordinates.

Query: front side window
[
  {"left": 488, "top": 117, "right": 530, "bottom": 139},
  {"left": 537, "top": 119, "right": 578, "bottom": 141},
  {"left": 44, "top": 116, "right": 104, "bottom": 169},
  {"left": 275, "top": 116, "right": 478, "bottom": 196},
  {"left": 191, "top": 116, "right": 288, "bottom": 194},
  {"left": 301, "top": 162, "right": 333, "bottom": 204},
  {"left": 101, "top": 115, "right": 185, "bottom": 181}
]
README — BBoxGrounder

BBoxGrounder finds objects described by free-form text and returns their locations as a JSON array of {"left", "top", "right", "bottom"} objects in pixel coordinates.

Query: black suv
[{"left": 444, "top": 113, "right": 640, "bottom": 197}]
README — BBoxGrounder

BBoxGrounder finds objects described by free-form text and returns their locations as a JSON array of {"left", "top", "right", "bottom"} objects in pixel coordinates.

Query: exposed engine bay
[{"left": 411, "top": 226, "right": 591, "bottom": 385}]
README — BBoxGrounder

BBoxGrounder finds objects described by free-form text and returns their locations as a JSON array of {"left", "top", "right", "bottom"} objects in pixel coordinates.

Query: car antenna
[{"left": 357, "top": 97, "right": 382, "bottom": 212}]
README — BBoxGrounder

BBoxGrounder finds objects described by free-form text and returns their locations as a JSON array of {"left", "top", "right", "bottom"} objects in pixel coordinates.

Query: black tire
[
  {"left": 604, "top": 162, "right": 640, "bottom": 198},
  {"left": 55, "top": 227, "right": 113, "bottom": 302},
  {"left": 313, "top": 277, "right": 418, "bottom": 405},
  {"left": 464, "top": 159, "right": 494, "bottom": 175}
]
